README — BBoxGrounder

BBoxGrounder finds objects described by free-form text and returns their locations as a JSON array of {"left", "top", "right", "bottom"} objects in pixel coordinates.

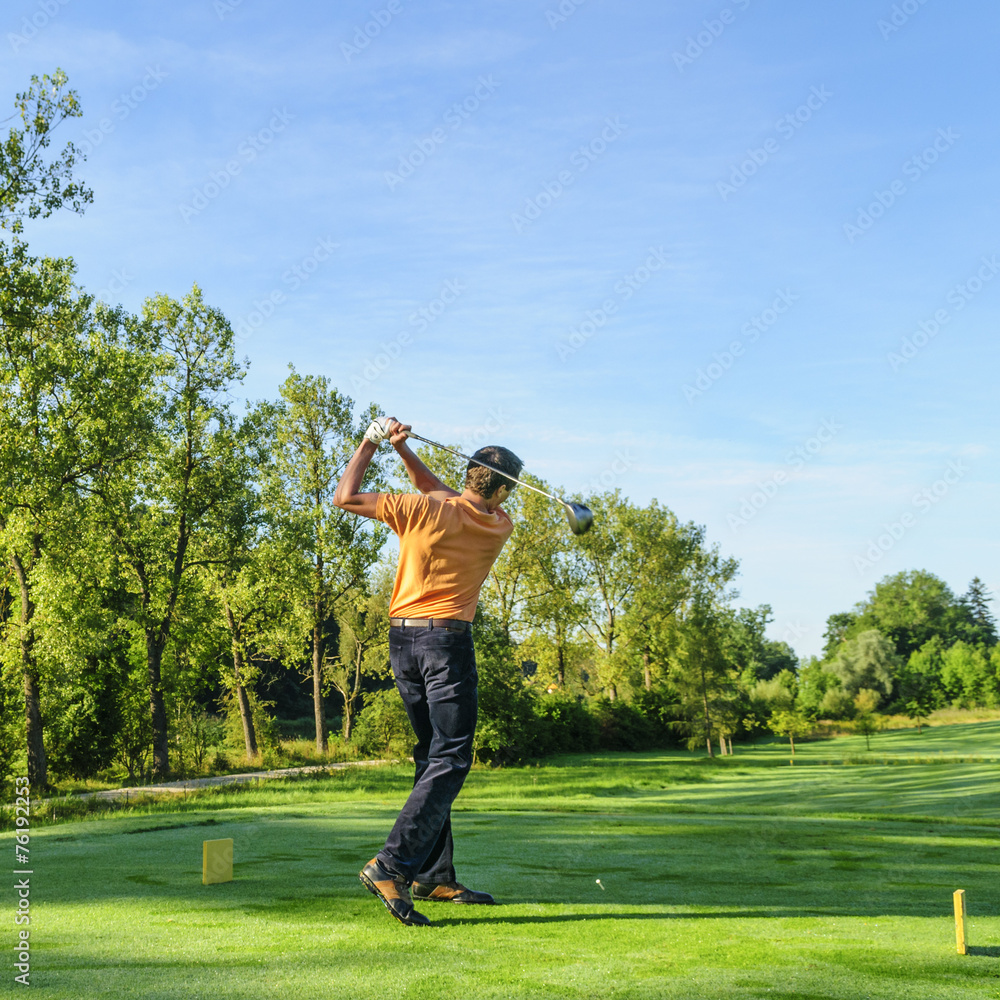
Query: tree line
[{"left": 2, "top": 72, "right": 996, "bottom": 792}]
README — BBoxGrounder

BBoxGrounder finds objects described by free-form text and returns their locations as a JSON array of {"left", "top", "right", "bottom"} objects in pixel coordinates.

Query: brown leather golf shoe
[
  {"left": 411, "top": 880, "right": 495, "bottom": 904},
  {"left": 359, "top": 858, "right": 430, "bottom": 926}
]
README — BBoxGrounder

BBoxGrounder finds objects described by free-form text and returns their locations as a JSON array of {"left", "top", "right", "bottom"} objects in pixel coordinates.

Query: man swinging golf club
[{"left": 334, "top": 416, "right": 522, "bottom": 926}]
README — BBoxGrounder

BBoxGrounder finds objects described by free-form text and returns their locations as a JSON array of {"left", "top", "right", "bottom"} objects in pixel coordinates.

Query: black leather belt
[{"left": 389, "top": 617, "right": 471, "bottom": 632}]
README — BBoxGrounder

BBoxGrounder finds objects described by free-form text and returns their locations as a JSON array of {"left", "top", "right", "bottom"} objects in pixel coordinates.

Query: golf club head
[{"left": 564, "top": 503, "right": 594, "bottom": 535}]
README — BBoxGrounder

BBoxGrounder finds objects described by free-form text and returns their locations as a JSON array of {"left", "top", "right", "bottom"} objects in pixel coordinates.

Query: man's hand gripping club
[{"left": 334, "top": 417, "right": 458, "bottom": 519}]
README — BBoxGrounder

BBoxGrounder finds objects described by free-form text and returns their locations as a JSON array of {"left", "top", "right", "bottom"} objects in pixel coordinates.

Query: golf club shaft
[{"left": 405, "top": 432, "right": 567, "bottom": 506}]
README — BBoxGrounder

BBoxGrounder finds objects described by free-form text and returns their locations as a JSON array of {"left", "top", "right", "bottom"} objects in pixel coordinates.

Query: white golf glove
[{"left": 364, "top": 417, "right": 393, "bottom": 444}]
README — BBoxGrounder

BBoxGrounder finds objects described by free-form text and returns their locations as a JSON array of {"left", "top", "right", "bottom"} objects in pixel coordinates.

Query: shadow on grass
[
  {"left": 966, "top": 945, "right": 1000, "bottom": 957},
  {"left": 431, "top": 908, "right": 852, "bottom": 926},
  {"left": 29, "top": 807, "right": 1000, "bottom": 925}
]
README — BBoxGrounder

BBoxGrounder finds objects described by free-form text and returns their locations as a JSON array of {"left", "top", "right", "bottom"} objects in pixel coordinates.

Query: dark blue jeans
[{"left": 377, "top": 624, "right": 478, "bottom": 884}]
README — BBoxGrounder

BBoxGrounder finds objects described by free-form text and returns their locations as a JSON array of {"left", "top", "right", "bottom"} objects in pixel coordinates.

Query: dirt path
[{"left": 65, "top": 759, "right": 391, "bottom": 802}]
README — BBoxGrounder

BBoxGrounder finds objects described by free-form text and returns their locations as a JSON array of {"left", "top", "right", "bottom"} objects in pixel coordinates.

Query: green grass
[{"left": 5, "top": 722, "right": 999, "bottom": 999}]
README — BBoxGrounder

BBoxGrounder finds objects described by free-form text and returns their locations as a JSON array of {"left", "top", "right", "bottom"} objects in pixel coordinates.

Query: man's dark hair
[{"left": 465, "top": 446, "right": 523, "bottom": 500}]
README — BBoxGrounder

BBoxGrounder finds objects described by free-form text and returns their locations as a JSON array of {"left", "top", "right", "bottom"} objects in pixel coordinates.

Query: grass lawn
[{"left": 5, "top": 722, "right": 999, "bottom": 999}]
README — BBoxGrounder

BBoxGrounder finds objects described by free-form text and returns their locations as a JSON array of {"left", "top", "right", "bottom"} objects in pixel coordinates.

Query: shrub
[
  {"left": 531, "top": 693, "right": 599, "bottom": 756},
  {"left": 45, "top": 656, "right": 123, "bottom": 780},
  {"left": 351, "top": 688, "right": 413, "bottom": 759},
  {"left": 819, "top": 687, "right": 856, "bottom": 720},
  {"left": 472, "top": 611, "right": 536, "bottom": 766},
  {"left": 219, "top": 690, "right": 279, "bottom": 758},
  {"left": 631, "top": 687, "right": 684, "bottom": 747},
  {"left": 591, "top": 697, "right": 655, "bottom": 751}
]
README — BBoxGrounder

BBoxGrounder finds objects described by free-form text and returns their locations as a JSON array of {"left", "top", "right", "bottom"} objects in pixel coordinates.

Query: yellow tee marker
[
  {"left": 954, "top": 889, "right": 967, "bottom": 955},
  {"left": 203, "top": 839, "right": 233, "bottom": 885}
]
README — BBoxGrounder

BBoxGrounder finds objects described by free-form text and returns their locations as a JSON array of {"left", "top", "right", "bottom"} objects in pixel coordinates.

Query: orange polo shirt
[{"left": 376, "top": 492, "right": 513, "bottom": 622}]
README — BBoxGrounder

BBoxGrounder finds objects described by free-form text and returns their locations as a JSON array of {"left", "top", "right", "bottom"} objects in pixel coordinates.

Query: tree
[
  {"left": 87, "top": 285, "right": 245, "bottom": 776},
  {"left": 22, "top": 519, "right": 134, "bottom": 782},
  {"left": 499, "top": 478, "right": 588, "bottom": 689},
  {"left": 758, "top": 640, "right": 799, "bottom": 680},
  {"left": 822, "top": 611, "right": 857, "bottom": 658},
  {"left": 574, "top": 491, "right": 731, "bottom": 701},
  {"left": 199, "top": 404, "right": 288, "bottom": 761},
  {"left": 0, "top": 247, "right": 152, "bottom": 787},
  {"left": 940, "top": 641, "right": 995, "bottom": 707},
  {"left": 903, "top": 697, "right": 932, "bottom": 735},
  {"left": 470, "top": 606, "right": 535, "bottom": 766},
  {"left": 852, "top": 689, "right": 883, "bottom": 750},
  {"left": 796, "top": 657, "right": 839, "bottom": 717},
  {"left": 958, "top": 577, "right": 997, "bottom": 647},
  {"left": 670, "top": 599, "right": 738, "bottom": 757},
  {"left": 827, "top": 629, "right": 899, "bottom": 704},
  {"left": 329, "top": 562, "right": 393, "bottom": 740},
  {"left": 894, "top": 637, "right": 945, "bottom": 716},
  {"left": 849, "top": 570, "right": 976, "bottom": 659},
  {"left": 267, "top": 369, "right": 387, "bottom": 752},
  {"left": 1, "top": 69, "right": 91, "bottom": 232},
  {"left": 478, "top": 478, "right": 539, "bottom": 640},
  {"left": 768, "top": 709, "right": 811, "bottom": 759},
  {"left": 0, "top": 67, "right": 104, "bottom": 788}
]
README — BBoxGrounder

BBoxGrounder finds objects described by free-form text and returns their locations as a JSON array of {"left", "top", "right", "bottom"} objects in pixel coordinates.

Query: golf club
[{"left": 405, "top": 432, "right": 594, "bottom": 535}]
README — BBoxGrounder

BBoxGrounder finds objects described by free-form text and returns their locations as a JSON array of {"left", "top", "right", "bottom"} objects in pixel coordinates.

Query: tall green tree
[
  {"left": 822, "top": 611, "right": 857, "bottom": 658},
  {"left": 768, "top": 709, "right": 811, "bottom": 759},
  {"left": 940, "top": 640, "right": 995, "bottom": 707},
  {"left": 518, "top": 485, "right": 590, "bottom": 689},
  {"left": 0, "top": 246, "right": 152, "bottom": 787},
  {"left": 1, "top": 69, "right": 91, "bottom": 232},
  {"left": 574, "top": 491, "right": 735, "bottom": 700},
  {"left": 198, "top": 403, "right": 290, "bottom": 761},
  {"left": 266, "top": 369, "right": 387, "bottom": 752},
  {"left": 669, "top": 598, "right": 738, "bottom": 757},
  {"left": 88, "top": 285, "right": 245, "bottom": 776},
  {"left": 846, "top": 570, "right": 976, "bottom": 659},
  {"left": 0, "top": 68, "right": 99, "bottom": 788},
  {"left": 329, "top": 561, "right": 393, "bottom": 740},
  {"left": 827, "top": 628, "right": 899, "bottom": 705},
  {"left": 895, "top": 637, "right": 945, "bottom": 714},
  {"left": 958, "top": 577, "right": 997, "bottom": 647}
]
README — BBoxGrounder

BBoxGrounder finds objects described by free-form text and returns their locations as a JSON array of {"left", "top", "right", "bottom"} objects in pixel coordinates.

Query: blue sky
[{"left": 5, "top": 0, "right": 998, "bottom": 658}]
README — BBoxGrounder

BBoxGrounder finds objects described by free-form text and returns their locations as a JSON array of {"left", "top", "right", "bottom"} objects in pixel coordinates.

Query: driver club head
[{"left": 563, "top": 502, "right": 594, "bottom": 535}]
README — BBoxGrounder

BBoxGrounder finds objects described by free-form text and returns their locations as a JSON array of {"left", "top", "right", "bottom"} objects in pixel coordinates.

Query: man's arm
[
  {"left": 392, "top": 425, "right": 460, "bottom": 498},
  {"left": 333, "top": 437, "right": 381, "bottom": 519},
  {"left": 335, "top": 417, "right": 461, "bottom": 519}
]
